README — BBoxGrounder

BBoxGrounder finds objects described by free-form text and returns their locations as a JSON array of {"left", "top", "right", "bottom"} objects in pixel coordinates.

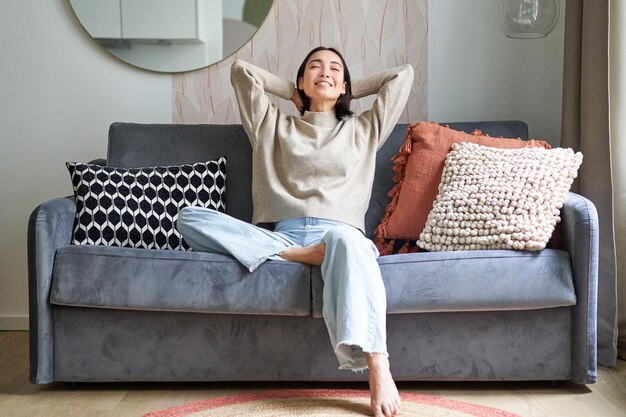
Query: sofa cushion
[
  {"left": 373, "top": 122, "right": 551, "bottom": 255},
  {"left": 66, "top": 158, "right": 226, "bottom": 251},
  {"left": 311, "top": 249, "right": 575, "bottom": 318},
  {"left": 418, "top": 143, "right": 582, "bottom": 252},
  {"left": 50, "top": 245, "right": 311, "bottom": 316}
]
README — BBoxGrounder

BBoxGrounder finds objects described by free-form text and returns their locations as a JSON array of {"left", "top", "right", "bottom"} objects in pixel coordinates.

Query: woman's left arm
[{"left": 353, "top": 64, "right": 414, "bottom": 148}]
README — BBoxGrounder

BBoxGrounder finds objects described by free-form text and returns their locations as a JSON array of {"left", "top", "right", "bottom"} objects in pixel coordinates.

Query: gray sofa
[{"left": 28, "top": 121, "right": 599, "bottom": 385}]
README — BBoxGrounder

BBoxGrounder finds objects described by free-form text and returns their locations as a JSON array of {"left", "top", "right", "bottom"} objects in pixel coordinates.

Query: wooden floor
[{"left": 1, "top": 331, "right": 624, "bottom": 417}]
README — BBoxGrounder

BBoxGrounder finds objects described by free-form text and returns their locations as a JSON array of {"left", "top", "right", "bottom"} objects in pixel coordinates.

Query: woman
[{"left": 177, "top": 46, "right": 413, "bottom": 417}]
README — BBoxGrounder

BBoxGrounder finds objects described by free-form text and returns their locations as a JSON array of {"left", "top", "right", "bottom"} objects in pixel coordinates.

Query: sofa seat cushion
[
  {"left": 50, "top": 245, "right": 311, "bottom": 316},
  {"left": 312, "top": 249, "right": 575, "bottom": 318}
]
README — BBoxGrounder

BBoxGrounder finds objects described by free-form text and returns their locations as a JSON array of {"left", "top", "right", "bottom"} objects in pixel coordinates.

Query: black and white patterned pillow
[{"left": 66, "top": 158, "right": 226, "bottom": 251}]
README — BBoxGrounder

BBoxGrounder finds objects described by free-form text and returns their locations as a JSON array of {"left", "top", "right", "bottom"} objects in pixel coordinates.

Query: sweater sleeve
[
  {"left": 353, "top": 64, "right": 414, "bottom": 148},
  {"left": 230, "top": 59, "right": 295, "bottom": 143}
]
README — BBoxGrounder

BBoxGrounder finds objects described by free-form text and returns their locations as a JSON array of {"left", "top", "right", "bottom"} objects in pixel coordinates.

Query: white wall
[
  {"left": 428, "top": 0, "right": 565, "bottom": 146},
  {"left": 0, "top": 0, "right": 172, "bottom": 329}
]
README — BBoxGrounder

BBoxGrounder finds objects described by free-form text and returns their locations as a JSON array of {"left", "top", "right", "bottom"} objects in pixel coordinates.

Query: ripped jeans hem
[
  {"left": 247, "top": 252, "right": 288, "bottom": 272},
  {"left": 335, "top": 341, "right": 388, "bottom": 373}
]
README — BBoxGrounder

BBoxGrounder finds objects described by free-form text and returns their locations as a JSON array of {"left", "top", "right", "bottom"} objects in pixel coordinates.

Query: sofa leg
[
  {"left": 550, "top": 380, "right": 559, "bottom": 388},
  {"left": 68, "top": 382, "right": 79, "bottom": 390}
]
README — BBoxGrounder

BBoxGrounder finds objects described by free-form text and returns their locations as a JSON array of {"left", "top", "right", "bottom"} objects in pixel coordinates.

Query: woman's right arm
[{"left": 230, "top": 60, "right": 295, "bottom": 142}]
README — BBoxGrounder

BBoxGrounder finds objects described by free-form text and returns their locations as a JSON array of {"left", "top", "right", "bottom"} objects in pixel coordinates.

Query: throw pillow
[
  {"left": 66, "top": 158, "right": 226, "bottom": 251},
  {"left": 417, "top": 142, "right": 582, "bottom": 251},
  {"left": 374, "top": 122, "right": 551, "bottom": 255}
]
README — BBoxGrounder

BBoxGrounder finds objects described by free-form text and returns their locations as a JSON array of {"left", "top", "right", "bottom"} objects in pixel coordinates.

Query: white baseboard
[{"left": 0, "top": 315, "right": 29, "bottom": 331}]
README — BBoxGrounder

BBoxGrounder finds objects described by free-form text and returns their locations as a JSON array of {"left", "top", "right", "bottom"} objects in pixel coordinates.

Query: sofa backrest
[
  {"left": 108, "top": 121, "right": 528, "bottom": 238},
  {"left": 108, "top": 123, "right": 254, "bottom": 224}
]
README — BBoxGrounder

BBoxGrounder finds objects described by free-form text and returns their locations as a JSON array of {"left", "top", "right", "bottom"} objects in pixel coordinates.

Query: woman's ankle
[
  {"left": 367, "top": 353, "right": 390, "bottom": 372},
  {"left": 280, "top": 243, "right": 325, "bottom": 265}
]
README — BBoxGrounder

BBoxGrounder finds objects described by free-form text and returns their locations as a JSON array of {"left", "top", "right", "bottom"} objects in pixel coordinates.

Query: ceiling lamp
[{"left": 497, "top": 0, "right": 560, "bottom": 39}]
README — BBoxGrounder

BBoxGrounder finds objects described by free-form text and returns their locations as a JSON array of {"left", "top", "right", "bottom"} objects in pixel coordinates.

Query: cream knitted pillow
[{"left": 417, "top": 142, "right": 583, "bottom": 252}]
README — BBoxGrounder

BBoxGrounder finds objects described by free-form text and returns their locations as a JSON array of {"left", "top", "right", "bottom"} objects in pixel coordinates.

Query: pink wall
[{"left": 173, "top": 0, "right": 427, "bottom": 124}]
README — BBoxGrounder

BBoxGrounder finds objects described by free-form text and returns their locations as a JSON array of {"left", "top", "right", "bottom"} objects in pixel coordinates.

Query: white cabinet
[
  {"left": 70, "top": 0, "right": 122, "bottom": 39},
  {"left": 71, "top": 0, "right": 203, "bottom": 41},
  {"left": 122, "top": 0, "right": 198, "bottom": 41}
]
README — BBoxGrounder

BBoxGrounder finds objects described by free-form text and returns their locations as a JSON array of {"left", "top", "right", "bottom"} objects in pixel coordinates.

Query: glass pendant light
[{"left": 497, "top": 0, "right": 560, "bottom": 39}]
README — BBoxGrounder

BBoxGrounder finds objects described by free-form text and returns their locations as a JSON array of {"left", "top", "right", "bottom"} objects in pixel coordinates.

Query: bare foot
[
  {"left": 279, "top": 243, "right": 326, "bottom": 265},
  {"left": 368, "top": 354, "right": 401, "bottom": 417}
]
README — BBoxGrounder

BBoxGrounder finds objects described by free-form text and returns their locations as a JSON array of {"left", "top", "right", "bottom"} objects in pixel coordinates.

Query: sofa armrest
[
  {"left": 28, "top": 197, "right": 76, "bottom": 384},
  {"left": 560, "top": 192, "right": 599, "bottom": 383}
]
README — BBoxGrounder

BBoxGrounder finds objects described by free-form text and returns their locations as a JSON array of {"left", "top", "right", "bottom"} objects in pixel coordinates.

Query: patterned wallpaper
[{"left": 172, "top": 0, "right": 427, "bottom": 124}]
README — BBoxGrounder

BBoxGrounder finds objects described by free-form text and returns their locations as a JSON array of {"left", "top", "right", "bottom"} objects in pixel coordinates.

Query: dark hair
[{"left": 296, "top": 46, "right": 353, "bottom": 119}]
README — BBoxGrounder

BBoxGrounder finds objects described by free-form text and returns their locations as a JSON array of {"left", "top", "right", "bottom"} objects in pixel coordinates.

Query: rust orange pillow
[{"left": 374, "top": 122, "right": 551, "bottom": 255}]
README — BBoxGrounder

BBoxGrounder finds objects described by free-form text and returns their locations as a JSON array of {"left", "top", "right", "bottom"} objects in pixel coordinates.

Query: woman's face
[{"left": 298, "top": 50, "right": 347, "bottom": 111}]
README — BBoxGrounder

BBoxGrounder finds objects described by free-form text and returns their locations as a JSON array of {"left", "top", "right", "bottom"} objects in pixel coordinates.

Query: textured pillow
[
  {"left": 374, "top": 122, "right": 551, "bottom": 255},
  {"left": 66, "top": 158, "right": 226, "bottom": 251},
  {"left": 417, "top": 143, "right": 582, "bottom": 251}
]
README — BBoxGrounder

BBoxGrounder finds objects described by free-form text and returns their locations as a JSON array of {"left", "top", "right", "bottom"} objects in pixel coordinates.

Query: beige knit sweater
[{"left": 231, "top": 59, "right": 414, "bottom": 232}]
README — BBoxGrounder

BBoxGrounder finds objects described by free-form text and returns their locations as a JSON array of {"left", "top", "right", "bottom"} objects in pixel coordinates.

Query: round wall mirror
[{"left": 69, "top": 0, "right": 274, "bottom": 73}]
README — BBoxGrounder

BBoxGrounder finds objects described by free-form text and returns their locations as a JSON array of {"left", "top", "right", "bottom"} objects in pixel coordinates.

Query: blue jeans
[{"left": 176, "top": 207, "right": 388, "bottom": 371}]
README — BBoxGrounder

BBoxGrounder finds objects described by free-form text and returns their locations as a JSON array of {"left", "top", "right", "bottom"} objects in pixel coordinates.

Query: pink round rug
[{"left": 142, "top": 389, "right": 521, "bottom": 417}]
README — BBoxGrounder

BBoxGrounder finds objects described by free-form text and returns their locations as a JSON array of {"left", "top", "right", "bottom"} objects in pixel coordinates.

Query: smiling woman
[
  {"left": 295, "top": 47, "right": 352, "bottom": 117},
  {"left": 69, "top": 0, "right": 273, "bottom": 73}
]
